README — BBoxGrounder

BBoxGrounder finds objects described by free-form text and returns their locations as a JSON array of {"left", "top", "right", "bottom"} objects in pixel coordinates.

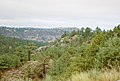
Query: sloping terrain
[{"left": 1, "top": 59, "right": 53, "bottom": 81}]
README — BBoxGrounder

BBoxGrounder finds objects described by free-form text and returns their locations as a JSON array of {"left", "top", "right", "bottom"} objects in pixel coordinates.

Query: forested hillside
[
  {"left": 0, "top": 25, "right": 120, "bottom": 81},
  {"left": 35, "top": 25, "right": 120, "bottom": 81},
  {"left": 0, "top": 27, "right": 78, "bottom": 42}
]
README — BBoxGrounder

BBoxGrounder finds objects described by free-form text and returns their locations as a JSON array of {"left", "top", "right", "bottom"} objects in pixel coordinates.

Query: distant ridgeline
[{"left": 0, "top": 26, "right": 79, "bottom": 43}]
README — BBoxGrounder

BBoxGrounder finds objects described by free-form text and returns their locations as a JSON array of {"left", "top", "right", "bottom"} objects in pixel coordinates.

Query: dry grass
[
  {"left": 68, "top": 68, "right": 120, "bottom": 81},
  {"left": 0, "top": 61, "right": 43, "bottom": 81},
  {"left": 1, "top": 62, "right": 120, "bottom": 81}
]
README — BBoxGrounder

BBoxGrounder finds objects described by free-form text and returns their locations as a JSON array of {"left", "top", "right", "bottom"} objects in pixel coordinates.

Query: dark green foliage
[
  {"left": 0, "top": 35, "right": 47, "bottom": 70},
  {"left": 28, "top": 50, "right": 31, "bottom": 61},
  {"left": 84, "top": 27, "right": 92, "bottom": 38},
  {"left": 95, "top": 27, "right": 102, "bottom": 34}
]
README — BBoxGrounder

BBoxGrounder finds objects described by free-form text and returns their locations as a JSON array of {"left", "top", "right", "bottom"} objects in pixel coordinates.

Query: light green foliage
[
  {"left": 95, "top": 37, "right": 120, "bottom": 69},
  {"left": 93, "top": 32, "right": 106, "bottom": 46},
  {"left": 37, "top": 26, "right": 120, "bottom": 81}
]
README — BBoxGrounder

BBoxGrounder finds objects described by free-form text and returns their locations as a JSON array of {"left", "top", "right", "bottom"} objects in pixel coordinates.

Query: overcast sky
[{"left": 0, "top": 0, "right": 120, "bottom": 30}]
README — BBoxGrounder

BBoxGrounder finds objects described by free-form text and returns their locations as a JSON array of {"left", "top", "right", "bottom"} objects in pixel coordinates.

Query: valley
[
  {"left": 0, "top": 25, "right": 120, "bottom": 81},
  {"left": 0, "top": 26, "right": 78, "bottom": 43}
]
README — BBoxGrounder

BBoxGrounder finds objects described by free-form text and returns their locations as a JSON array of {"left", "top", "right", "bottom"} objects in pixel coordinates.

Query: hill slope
[{"left": 34, "top": 25, "right": 120, "bottom": 81}]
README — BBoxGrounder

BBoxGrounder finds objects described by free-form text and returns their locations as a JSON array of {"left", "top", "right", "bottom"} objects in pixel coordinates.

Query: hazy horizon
[{"left": 0, "top": 0, "right": 120, "bottom": 30}]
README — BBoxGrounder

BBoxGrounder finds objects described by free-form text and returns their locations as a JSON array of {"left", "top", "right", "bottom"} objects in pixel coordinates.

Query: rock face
[
  {"left": 36, "top": 46, "right": 49, "bottom": 52},
  {"left": 59, "top": 35, "right": 79, "bottom": 47},
  {"left": 0, "top": 26, "right": 79, "bottom": 42}
]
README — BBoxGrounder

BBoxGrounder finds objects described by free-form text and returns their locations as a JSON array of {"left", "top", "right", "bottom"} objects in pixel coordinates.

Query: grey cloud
[{"left": 0, "top": 0, "right": 120, "bottom": 30}]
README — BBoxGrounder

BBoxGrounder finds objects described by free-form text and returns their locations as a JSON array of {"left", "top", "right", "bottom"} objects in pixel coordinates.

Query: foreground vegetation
[
  {"left": 68, "top": 68, "right": 120, "bottom": 81},
  {"left": 39, "top": 25, "right": 120, "bottom": 81},
  {"left": 0, "top": 25, "right": 120, "bottom": 81}
]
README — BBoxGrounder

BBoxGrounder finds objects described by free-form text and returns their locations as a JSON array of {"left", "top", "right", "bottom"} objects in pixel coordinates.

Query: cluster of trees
[
  {"left": 38, "top": 25, "right": 120, "bottom": 81},
  {"left": 0, "top": 35, "right": 48, "bottom": 70}
]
